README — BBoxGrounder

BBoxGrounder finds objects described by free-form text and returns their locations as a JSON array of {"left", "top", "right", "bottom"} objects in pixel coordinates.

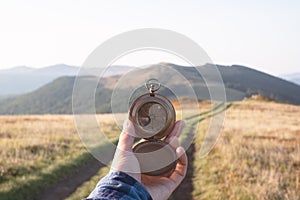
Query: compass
[
  {"left": 129, "top": 79, "right": 177, "bottom": 176},
  {"left": 129, "top": 79, "right": 175, "bottom": 139}
]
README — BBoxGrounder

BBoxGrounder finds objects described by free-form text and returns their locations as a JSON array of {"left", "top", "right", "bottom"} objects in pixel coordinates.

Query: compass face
[
  {"left": 137, "top": 102, "right": 167, "bottom": 133},
  {"left": 129, "top": 93, "right": 175, "bottom": 139}
]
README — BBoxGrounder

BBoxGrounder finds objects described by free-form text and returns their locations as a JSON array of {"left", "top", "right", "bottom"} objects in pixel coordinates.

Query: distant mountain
[
  {"left": 281, "top": 73, "right": 300, "bottom": 85},
  {"left": 0, "top": 64, "right": 134, "bottom": 96},
  {"left": 0, "top": 66, "right": 35, "bottom": 73},
  {"left": 0, "top": 63, "right": 299, "bottom": 114},
  {"left": 0, "top": 64, "right": 78, "bottom": 96}
]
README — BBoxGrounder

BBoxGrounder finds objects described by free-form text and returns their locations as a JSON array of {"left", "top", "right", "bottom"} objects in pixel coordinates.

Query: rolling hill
[{"left": 0, "top": 63, "right": 300, "bottom": 114}]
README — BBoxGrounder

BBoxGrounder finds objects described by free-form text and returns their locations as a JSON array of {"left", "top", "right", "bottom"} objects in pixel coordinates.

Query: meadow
[
  {"left": 0, "top": 100, "right": 299, "bottom": 199},
  {"left": 0, "top": 114, "right": 119, "bottom": 199},
  {"left": 192, "top": 100, "right": 300, "bottom": 199}
]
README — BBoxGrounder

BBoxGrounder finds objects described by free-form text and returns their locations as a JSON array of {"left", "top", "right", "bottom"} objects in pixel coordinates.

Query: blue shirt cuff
[{"left": 84, "top": 171, "right": 152, "bottom": 200}]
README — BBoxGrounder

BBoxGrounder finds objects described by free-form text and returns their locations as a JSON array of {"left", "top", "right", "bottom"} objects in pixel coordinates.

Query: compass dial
[{"left": 137, "top": 102, "right": 167, "bottom": 133}]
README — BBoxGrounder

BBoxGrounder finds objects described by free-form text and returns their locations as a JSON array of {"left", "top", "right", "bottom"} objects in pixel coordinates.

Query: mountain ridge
[{"left": 0, "top": 63, "right": 299, "bottom": 115}]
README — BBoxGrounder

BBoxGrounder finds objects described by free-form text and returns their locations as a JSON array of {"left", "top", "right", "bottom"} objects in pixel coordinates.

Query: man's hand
[{"left": 111, "top": 120, "right": 187, "bottom": 200}]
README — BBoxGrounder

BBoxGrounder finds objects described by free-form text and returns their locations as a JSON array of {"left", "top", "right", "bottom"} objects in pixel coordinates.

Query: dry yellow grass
[
  {"left": 0, "top": 115, "right": 120, "bottom": 199},
  {"left": 1, "top": 100, "right": 299, "bottom": 199},
  {"left": 193, "top": 101, "right": 300, "bottom": 199},
  {"left": 0, "top": 115, "right": 80, "bottom": 188}
]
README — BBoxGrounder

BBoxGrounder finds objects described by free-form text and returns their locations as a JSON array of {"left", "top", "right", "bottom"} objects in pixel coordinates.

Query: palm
[{"left": 142, "top": 175, "right": 177, "bottom": 200}]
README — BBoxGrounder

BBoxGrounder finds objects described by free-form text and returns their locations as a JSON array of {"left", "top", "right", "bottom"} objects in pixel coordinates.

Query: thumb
[
  {"left": 111, "top": 119, "right": 141, "bottom": 180},
  {"left": 118, "top": 119, "right": 135, "bottom": 151}
]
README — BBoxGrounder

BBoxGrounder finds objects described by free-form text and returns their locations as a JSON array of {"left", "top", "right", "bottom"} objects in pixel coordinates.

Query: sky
[{"left": 0, "top": 0, "right": 299, "bottom": 76}]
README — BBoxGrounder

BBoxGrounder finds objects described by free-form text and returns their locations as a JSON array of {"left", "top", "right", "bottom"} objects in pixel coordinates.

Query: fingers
[
  {"left": 165, "top": 120, "right": 185, "bottom": 143},
  {"left": 167, "top": 136, "right": 179, "bottom": 149},
  {"left": 118, "top": 119, "right": 135, "bottom": 151},
  {"left": 165, "top": 120, "right": 185, "bottom": 150},
  {"left": 169, "top": 146, "right": 188, "bottom": 185}
]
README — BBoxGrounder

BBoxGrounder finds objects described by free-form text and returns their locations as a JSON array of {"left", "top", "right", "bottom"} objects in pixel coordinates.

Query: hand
[{"left": 111, "top": 120, "right": 187, "bottom": 200}]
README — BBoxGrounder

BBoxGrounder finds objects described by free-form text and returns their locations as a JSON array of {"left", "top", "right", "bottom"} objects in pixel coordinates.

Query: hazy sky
[{"left": 0, "top": 0, "right": 299, "bottom": 76}]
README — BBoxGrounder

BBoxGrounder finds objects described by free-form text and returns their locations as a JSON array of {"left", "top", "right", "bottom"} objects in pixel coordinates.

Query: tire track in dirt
[
  {"left": 171, "top": 103, "right": 231, "bottom": 200},
  {"left": 34, "top": 157, "right": 105, "bottom": 200}
]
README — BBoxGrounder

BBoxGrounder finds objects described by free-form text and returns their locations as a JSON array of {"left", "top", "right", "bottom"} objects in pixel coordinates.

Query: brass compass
[{"left": 129, "top": 79, "right": 177, "bottom": 176}]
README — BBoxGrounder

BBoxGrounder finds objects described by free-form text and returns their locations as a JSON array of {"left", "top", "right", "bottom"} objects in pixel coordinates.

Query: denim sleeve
[{"left": 84, "top": 171, "right": 153, "bottom": 200}]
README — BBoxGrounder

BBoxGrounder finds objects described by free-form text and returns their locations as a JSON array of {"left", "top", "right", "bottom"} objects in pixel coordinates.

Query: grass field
[
  {"left": 0, "top": 100, "right": 299, "bottom": 199},
  {"left": 0, "top": 115, "right": 82, "bottom": 199},
  {"left": 193, "top": 101, "right": 300, "bottom": 199},
  {"left": 0, "top": 115, "right": 120, "bottom": 200}
]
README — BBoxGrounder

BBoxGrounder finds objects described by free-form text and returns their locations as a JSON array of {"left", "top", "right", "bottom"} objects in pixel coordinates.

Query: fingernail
[
  {"left": 176, "top": 146, "right": 185, "bottom": 156},
  {"left": 122, "top": 119, "right": 128, "bottom": 130}
]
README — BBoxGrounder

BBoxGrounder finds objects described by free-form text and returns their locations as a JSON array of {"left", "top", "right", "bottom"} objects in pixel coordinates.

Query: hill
[
  {"left": 0, "top": 64, "right": 134, "bottom": 96},
  {"left": 0, "top": 63, "right": 300, "bottom": 114},
  {"left": 214, "top": 64, "right": 300, "bottom": 104}
]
